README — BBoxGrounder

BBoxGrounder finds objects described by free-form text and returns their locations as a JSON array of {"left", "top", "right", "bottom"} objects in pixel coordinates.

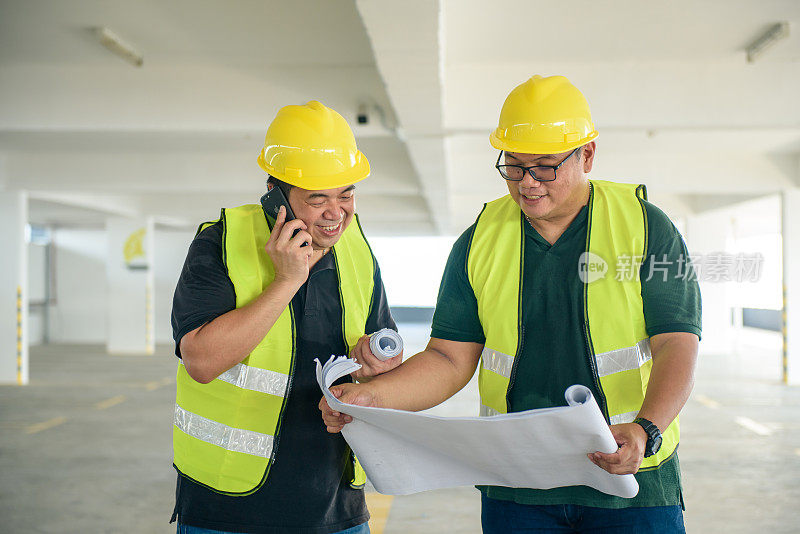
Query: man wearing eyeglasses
[{"left": 321, "top": 75, "right": 700, "bottom": 533}]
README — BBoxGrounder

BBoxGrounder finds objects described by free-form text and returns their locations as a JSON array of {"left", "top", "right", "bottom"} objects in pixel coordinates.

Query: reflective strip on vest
[
  {"left": 595, "top": 339, "right": 651, "bottom": 378},
  {"left": 174, "top": 404, "right": 274, "bottom": 458},
  {"left": 610, "top": 411, "right": 639, "bottom": 425},
  {"left": 480, "top": 347, "right": 515, "bottom": 378},
  {"left": 216, "top": 362, "right": 289, "bottom": 396},
  {"left": 480, "top": 404, "right": 502, "bottom": 417}
]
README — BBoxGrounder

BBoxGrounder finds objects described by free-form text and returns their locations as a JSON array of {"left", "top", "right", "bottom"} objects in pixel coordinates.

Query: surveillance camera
[{"left": 357, "top": 103, "right": 369, "bottom": 125}]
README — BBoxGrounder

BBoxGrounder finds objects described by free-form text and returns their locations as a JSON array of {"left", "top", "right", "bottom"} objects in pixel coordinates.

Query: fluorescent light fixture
[
  {"left": 94, "top": 27, "right": 143, "bottom": 67},
  {"left": 746, "top": 22, "right": 790, "bottom": 63}
]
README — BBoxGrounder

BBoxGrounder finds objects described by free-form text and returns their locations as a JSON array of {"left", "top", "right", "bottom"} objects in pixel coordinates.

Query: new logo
[{"left": 578, "top": 252, "right": 608, "bottom": 283}]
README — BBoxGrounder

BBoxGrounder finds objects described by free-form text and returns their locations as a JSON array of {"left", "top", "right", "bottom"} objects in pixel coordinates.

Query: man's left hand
[
  {"left": 349, "top": 334, "right": 402, "bottom": 382},
  {"left": 588, "top": 423, "right": 647, "bottom": 475}
]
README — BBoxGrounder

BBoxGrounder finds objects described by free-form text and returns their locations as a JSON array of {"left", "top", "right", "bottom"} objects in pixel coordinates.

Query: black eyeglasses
[{"left": 495, "top": 147, "right": 580, "bottom": 182}]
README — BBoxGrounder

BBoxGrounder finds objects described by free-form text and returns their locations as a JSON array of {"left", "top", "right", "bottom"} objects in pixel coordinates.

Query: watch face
[{"left": 651, "top": 435, "right": 663, "bottom": 455}]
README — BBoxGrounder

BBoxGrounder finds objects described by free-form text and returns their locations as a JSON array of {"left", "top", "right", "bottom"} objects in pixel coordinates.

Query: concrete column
[
  {"left": 106, "top": 217, "right": 154, "bottom": 355},
  {"left": 782, "top": 190, "right": 800, "bottom": 385},
  {"left": 685, "top": 211, "right": 734, "bottom": 355},
  {"left": 0, "top": 192, "right": 28, "bottom": 384}
]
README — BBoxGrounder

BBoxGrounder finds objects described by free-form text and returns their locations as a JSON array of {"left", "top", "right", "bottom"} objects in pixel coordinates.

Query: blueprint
[{"left": 316, "top": 355, "right": 639, "bottom": 498}]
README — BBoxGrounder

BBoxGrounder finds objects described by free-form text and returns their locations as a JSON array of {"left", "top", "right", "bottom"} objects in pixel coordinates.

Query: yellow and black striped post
[
  {"left": 783, "top": 283, "right": 788, "bottom": 385},
  {"left": 16, "top": 285, "right": 23, "bottom": 385}
]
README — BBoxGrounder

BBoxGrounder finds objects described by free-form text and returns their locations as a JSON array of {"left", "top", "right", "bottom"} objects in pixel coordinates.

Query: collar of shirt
[
  {"left": 524, "top": 205, "right": 589, "bottom": 250},
  {"left": 309, "top": 249, "right": 336, "bottom": 276}
]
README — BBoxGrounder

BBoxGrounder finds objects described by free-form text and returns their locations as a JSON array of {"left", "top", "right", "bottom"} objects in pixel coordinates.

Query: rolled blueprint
[
  {"left": 369, "top": 328, "right": 403, "bottom": 361},
  {"left": 565, "top": 384, "right": 592, "bottom": 406},
  {"left": 315, "top": 355, "right": 639, "bottom": 499}
]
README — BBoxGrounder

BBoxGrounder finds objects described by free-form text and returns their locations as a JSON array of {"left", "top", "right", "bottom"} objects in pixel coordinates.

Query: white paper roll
[
  {"left": 369, "top": 329, "right": 403, "bottom": 361},
  {"left": 564, "top": 384, "right": 592, "bottom": 406}
]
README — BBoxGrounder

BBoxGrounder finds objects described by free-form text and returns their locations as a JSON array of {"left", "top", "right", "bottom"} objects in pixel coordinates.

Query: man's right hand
[
  {"left": 265, "top": 206, "right": 313, "bottom": 286},
  {"left": 319, "top": 383, "right": 379, "bottom": 433}
]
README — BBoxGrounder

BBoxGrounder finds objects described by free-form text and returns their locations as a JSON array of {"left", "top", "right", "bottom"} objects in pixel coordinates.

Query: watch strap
[{"left": 633, "top": 417, "right": 662, "bottom": 458}]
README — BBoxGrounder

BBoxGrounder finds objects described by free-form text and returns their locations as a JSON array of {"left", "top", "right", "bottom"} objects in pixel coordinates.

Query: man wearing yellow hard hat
[
  {"left": 322, "top": 76, "right": 700, "bottom": 532},
  {"left": 170, "top": 100, "right": 401, "bottom": 533}
]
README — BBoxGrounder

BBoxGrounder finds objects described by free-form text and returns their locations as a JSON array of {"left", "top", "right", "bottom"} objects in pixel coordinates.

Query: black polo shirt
[{"left": 171, "top": 221, "right": 396, "bottom": 533}]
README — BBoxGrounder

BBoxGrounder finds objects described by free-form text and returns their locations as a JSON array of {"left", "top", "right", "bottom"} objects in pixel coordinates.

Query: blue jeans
[
  {"left": 177, "top": 521, "right": 369, "bottom": 534},
  {"left": 481, "top": 494, "right": 685, "bottom": 533}
]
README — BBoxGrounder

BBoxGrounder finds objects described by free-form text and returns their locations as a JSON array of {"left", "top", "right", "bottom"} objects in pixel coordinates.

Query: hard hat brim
[
  {"left": 257, "top": 151, "right": 371, "bottom": 190},
  {"left": 489, "top": 131, "right": 599, "bottom": 155}
]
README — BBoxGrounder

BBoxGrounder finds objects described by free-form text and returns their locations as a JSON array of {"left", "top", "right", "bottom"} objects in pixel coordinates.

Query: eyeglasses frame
[{"left": 495, "top": 147, "right": 581, "bottom": 182}]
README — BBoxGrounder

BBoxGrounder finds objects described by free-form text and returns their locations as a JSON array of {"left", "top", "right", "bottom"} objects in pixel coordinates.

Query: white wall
[
  {"left": 27, "top": 242, "right": 47, "bottom": 345},
  {"left": 370, "top": 236, "right": 457, "bottom": 307},
  {"left": 154, "top": 229, "right": 195, "bottom": 344},
  {"left": 684, "top": 195, "right": 783, "bottom": 356},
  {"left": 685, "top": 212, "right": 734, "bottom": 354},
  {"left": 30, "top": 226, "right": 193, "bottom": 347},
  {"left": 49, "top": 228, "right": 107, "bottom": 343}
]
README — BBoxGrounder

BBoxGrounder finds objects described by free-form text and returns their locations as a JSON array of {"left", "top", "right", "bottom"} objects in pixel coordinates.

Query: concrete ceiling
[{"left": 2, "top": 0, "right": 799, "bottom": 235}]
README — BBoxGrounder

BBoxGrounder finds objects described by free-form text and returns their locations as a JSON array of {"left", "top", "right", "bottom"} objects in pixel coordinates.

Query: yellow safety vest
[
  {"left": 173, "top": 204, "right": 373, "bottom": 494},
  {"left": 467, "top": 180, "right": 679, "bottom": 470}
]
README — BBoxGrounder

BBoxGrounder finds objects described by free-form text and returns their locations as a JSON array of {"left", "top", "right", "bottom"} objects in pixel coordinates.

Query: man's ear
[{"left": 582, "top": 141, "right": 596, "bottom": 173}]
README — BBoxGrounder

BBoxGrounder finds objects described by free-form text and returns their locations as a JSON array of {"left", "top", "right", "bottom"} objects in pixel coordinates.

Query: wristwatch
[{"left": 633, "top": 417, "right": 663, "bottom": 458}]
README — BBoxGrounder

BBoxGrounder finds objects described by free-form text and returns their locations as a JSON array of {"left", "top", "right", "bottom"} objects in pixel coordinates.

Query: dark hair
[{"left": 266, "top": 175, "right": 293, "bottom": 200}]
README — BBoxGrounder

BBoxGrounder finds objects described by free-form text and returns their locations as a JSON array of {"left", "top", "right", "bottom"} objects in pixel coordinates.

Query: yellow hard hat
[
  {"left": 489, "top": 75, "right": 598, "bottom": 155},
  {"left": 257, "top": 100, "right": 370, "bottom": 189}
]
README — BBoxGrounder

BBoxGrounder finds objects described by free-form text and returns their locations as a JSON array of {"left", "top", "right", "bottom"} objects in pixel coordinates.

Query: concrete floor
[{"left": 1, "top": 326, "right": 798, "bottom": 533}]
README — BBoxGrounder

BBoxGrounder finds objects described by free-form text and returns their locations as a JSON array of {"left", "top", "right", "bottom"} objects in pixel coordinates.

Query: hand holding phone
[
  {"left": 261, "top": 184, "right": 314, "bottom": 284},
  {"left": 264, "top": 204, "right": 313, "bottom": 285}
]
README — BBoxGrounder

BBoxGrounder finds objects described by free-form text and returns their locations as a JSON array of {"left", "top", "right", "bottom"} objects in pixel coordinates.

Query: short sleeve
[
  {"left": 639, "top": 201, "right": 702, "bottom": 339},
  {"left": 364, "top": 260, "right": 398, "bottom": 335},
  {"left": 170, "top": 222, "right": 237, "bottom": 357},
  {"left": 430, "top": 225, "right": 486, "bottom": 343}
]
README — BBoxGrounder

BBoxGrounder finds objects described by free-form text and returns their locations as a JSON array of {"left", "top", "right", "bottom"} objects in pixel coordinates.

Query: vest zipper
[
  {"left": 582, "top": 182, "right": 610, "bottom": 422},
  {"left": 505, "top": 212, "right": 527, "bottom": 411},
  {"left": 331, "top": 246, "right": 362, "bottom": 486},
  {"left": 257, "top": 304, "right": 298, "bottom": 491},
  {"left": 506, "top": 325, "right": 524, "bottom": 411},
  {"left": 583, "top": 319, "right": 609, "bottom": 422}
]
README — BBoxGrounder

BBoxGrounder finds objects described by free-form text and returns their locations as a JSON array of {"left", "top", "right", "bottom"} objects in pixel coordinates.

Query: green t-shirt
[{"left": 431, "top": 197, "right": 701, "bottom": 509}]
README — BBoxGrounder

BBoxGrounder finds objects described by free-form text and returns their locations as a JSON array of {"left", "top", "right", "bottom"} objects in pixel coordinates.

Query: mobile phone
[
  {"left": 260, "top": 185, "right": 308, "bottom": 246},
  {"left": 260, "top": 185, "right": 296, "bottom": 230}
]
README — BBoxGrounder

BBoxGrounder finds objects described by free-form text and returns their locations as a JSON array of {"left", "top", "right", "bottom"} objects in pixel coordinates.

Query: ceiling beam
[{"left": 356, "top": 0, "right": 449, "bottom": 234}]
